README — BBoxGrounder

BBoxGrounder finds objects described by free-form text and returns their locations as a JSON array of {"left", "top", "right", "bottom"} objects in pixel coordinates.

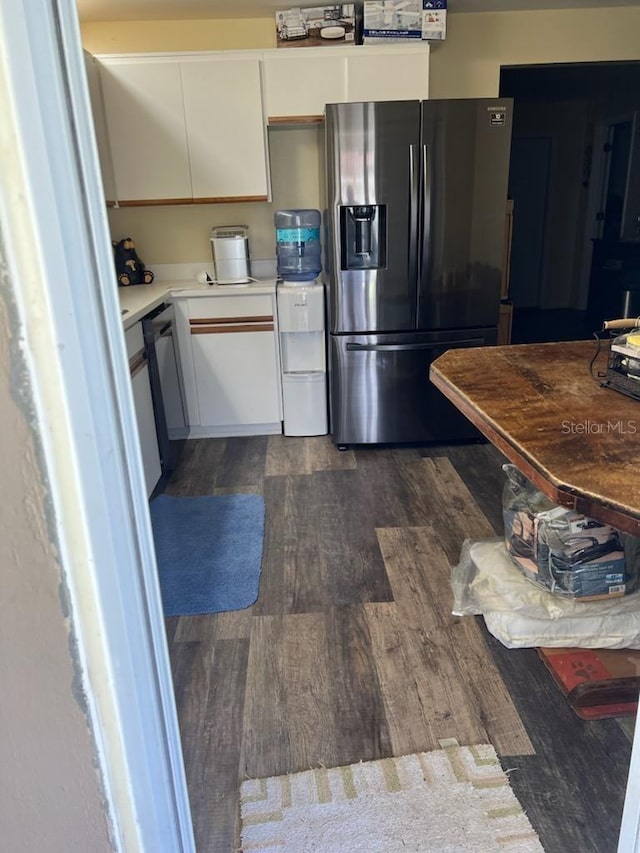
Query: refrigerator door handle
[
  {"left": 408, "top": 144, "right": 420, "bottom": 318},
  {"left": 346, "top": 338, "right": 485, "bottom": 353},
  {"left": 421, "top": 143, "right": 432, "bottom": 290}
]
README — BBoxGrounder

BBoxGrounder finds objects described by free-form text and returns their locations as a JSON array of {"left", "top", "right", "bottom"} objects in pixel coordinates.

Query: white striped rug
[{"left": 240, "top": 741, "right": 543, "bottom": 853}]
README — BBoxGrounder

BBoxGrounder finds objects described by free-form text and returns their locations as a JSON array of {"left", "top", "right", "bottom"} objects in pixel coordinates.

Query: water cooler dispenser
[
  {"left": 274, "top": 208, "right": 327, "bottom": 436},
  {"left": 277, "top": 282, "right": 328, "bottom": 436}
]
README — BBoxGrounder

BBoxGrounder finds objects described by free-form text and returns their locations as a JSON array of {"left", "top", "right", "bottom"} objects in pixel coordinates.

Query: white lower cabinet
[
  {"left": 129, "top": 349, "right": 162, "bottom": 496},
  {"left": 126, "top": 322, "right": 161, "bottom": 496},
  {"left": 174, "top": 293, "right": 283, "bottom": 436},
  {"left": 191, "top": 328, "right": 281, "bottom": 428}
]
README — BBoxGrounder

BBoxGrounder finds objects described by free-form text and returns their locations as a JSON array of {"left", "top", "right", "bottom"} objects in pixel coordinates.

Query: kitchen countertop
[{"left": 119, "top": 279, "right": 278, "bottom": 329}]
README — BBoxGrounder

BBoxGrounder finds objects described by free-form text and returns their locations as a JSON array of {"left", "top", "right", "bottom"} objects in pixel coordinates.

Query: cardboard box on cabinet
[
  {"left": 422, "top": 0, "right": 447, "bottom": 41},
  {"left": 275, "top": 5, "right": 359, "bottom": 47},
  {"left": 362, "top": 0, "right": 423, "bottom": 43}
]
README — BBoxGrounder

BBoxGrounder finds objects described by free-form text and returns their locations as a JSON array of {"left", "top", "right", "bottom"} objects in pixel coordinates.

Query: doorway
[{"left": 500, "top": 61, "right": 640, "bottom": 342}]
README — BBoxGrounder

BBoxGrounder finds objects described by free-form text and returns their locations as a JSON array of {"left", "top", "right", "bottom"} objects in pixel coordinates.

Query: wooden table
[{"left": 430, "top": 341, "right": 640, "bottom": 536}]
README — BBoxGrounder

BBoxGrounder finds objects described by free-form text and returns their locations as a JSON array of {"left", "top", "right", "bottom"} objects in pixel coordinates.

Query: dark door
[
  {"left": 508, "top": 136, "right": 551, "bottom": 308},
  {"left": 417, "top": 98, "right": 513, "bottom": 331}
]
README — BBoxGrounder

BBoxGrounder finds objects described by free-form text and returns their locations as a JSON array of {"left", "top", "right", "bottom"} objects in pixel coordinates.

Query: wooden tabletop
[{"left": 430, "top": 340, "right": 640, "bottom": 535}]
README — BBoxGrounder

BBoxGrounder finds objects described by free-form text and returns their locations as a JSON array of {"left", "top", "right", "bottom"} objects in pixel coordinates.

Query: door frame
[
  {"left": 577, "top": 112, "right": 637, "bottom": 311},
  {"left": 0, "top": 2, "right": 194, "bottom": 850}
]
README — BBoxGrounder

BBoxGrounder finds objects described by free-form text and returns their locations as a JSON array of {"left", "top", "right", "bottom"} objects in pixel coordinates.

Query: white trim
[{"left": 0, "top": 2, "right": 194, "bottom": 850}]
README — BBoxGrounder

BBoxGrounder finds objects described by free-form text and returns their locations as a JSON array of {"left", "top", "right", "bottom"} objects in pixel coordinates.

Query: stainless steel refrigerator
[{"left": 324, "top": 98, "right": 513, "bottom": 446}]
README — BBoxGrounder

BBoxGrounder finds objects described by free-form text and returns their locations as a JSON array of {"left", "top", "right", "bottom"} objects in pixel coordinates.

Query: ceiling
[{"left": 76, "top": 0, "right": 640, "bottom": 23}]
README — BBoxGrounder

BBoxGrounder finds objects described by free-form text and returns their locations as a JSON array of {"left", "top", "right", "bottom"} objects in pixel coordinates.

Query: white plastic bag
[{"left": 451, "top": 538, "right": 640, "bottom": 650}]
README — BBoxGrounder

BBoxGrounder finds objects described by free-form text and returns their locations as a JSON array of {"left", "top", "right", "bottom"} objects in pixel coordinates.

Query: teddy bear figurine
[{"left": 113, "top": 237, "right": 154, "bottom": 286}]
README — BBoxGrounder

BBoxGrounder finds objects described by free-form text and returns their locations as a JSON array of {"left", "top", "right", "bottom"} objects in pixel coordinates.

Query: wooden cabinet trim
[
  {"left": 194, "top": 195, "right": 269, "bottom": 205},
  {"left": 115, "top": 195, "right": 269, "bottom": 207},
  {"left": 190, "top": 315, "right": 273, "bottom": 326},
  {"left": 268, "top": 115, "right": 324, "bottom": 126},
  {"left": 191, "top": 323, "right": 274, "bottom": 334}
]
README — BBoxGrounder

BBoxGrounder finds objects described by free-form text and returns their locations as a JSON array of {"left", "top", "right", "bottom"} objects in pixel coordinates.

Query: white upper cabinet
[
  {"left": 83, "top": 51, "right": 117, "bottom": 204},
  {"left": 262, "top": 51, "right": 346, "bottom": 120},
  {"left": 98, "top": 53, "right": 270, "bottom": 204},
  {"left": 346, "top": 47, "right": 430, "bottom": 103},
  {"left": 99, "top": 60, "right": 192, "bottom": 202},
  {"left": 180, "top": 57, "right": 269, "bottom": 201},
  {"left": 262, "top": 44, "right": 430, "bottom": 122},
  {"left": 95, "top": 45, "right": 430, "bottom": 204}
]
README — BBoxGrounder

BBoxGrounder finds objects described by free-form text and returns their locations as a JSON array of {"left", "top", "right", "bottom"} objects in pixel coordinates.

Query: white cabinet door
[
  {"left": 83, "top": 51, "right": 117, "bottom": 204},
  {"left": 346, "top": 46, "right": 429, "bottom": 102},
  {"left": 262, "top": 51, "right": 346, "bottom": 120},
  {"left": 262, "top": 45, "right": 430, "bottom": 121},
  {"left": 181, "top": 295, "right": 282, "bottom": 434},
  {"left": 191, "top": 328, "right": 281, "bottom": 428},
  {"left": 99, "top": 60, "right": 191, "bottom": 202},
  {"left": 130, "top": 360, "right": 162, "bottom": 497},
  {"left": 181, "top": 57, "right": 269, "bottom": 200}
]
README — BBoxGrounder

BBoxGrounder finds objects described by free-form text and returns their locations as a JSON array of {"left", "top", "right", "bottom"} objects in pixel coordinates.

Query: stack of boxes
[{"left": 275, "top": 1, "right": 447, "bottom": 47}]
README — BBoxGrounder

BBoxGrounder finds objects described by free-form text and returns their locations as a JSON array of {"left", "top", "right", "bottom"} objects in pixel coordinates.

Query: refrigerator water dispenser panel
[{"left": 340, "top": 205, "right": 387, "bottom": 270}]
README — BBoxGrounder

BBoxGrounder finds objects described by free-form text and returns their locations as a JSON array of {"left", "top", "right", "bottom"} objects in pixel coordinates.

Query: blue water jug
[{"left": 275, "top": 209, "right": 321, "bottom": 282}]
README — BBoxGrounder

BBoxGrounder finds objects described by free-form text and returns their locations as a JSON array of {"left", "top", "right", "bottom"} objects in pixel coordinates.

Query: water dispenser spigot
[
  {"left": 350, "top": 205, "right": 376, "bottom": 255},
  {"left": 339, "top": 204, "right": 386, "bottom": 271}
]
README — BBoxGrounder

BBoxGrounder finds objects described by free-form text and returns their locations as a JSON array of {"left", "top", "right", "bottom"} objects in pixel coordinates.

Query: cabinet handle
[{"left": 191, "top": 323, "right": 274, "bottom": 335}]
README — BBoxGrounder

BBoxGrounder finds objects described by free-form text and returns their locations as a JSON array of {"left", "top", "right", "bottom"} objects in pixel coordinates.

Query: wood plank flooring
[{"left": 164, "top": 436, "right": 633, "bottom": 853}]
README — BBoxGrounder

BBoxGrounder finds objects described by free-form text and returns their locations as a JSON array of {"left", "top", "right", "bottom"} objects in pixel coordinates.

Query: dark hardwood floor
[{"left": 163, "top": 436, "right": 633, "bottom": 853}]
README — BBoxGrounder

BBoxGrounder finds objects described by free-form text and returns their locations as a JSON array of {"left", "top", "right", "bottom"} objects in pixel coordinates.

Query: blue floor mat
[{"left": 150, "top": 493, "right": 265, "bottom": 616}]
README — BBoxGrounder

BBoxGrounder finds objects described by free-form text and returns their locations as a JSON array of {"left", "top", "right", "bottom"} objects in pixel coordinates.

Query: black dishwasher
[{"left": 141, "top": 302, "right": 186, "bottom": 480}]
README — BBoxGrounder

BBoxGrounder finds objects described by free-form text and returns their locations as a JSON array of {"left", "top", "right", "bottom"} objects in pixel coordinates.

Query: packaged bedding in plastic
[
  {"left": 451, "top": 538, "right": 640, "bottom": 649},
  {"left": 502, "top": 464, "right": 636, "bottom": 600}
]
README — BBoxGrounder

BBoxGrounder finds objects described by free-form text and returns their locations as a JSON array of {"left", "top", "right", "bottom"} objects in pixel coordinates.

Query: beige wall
[
  {"left": 85, "top": 7, "right": 640, "bottom": 266},
  {"left": 82, "top": 8, "right": 640, "bottom": 90},
  {"left": 81, "top": 17, "right": 275, "bottom": 54},
  {"left": 0, "top": 241, "right": 113, "bottom": 852},
  {"left": 429, "top": 8, "right": 640, "bottom": 98}
]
